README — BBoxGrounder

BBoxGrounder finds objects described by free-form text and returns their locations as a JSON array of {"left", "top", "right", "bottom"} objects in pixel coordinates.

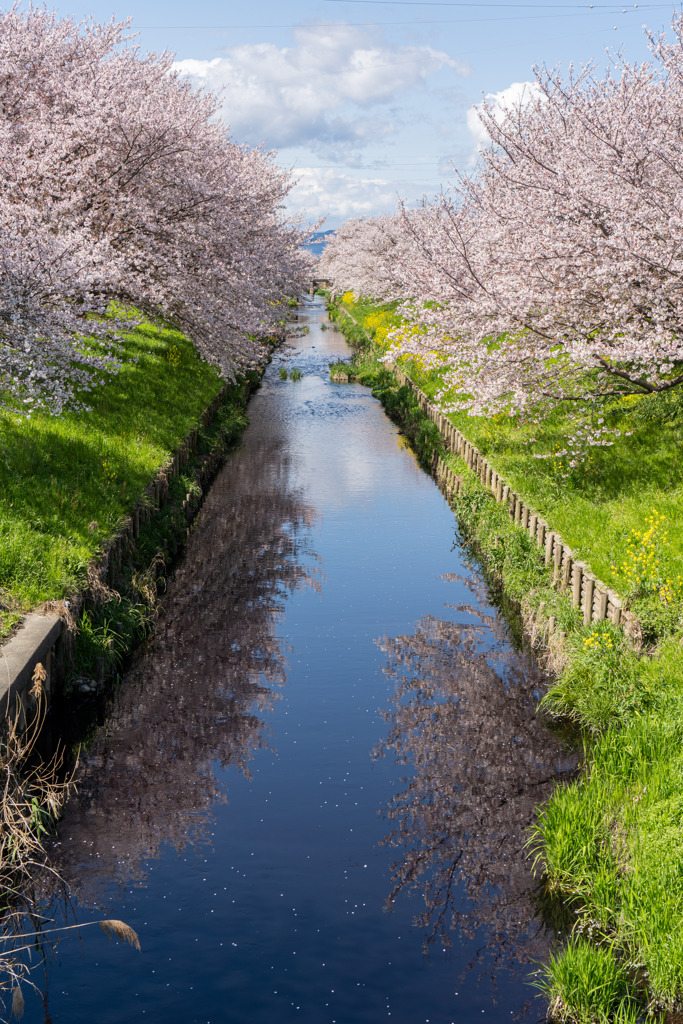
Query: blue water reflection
[{"left": 24, "top": 297, "right": 574, "bottom": 1024}]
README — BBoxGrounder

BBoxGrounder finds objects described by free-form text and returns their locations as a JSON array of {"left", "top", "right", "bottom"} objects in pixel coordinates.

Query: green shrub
[
  {"left": 537, "top": 937, "right": 645, "bottom": 1024},
  {"left": 540, "top": 623, "right": 656, "bottom": 734}
]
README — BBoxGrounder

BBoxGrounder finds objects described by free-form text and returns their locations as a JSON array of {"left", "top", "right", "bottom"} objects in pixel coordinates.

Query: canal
[{"left": 24, "top": 296, "right": 574, "bottom": 1023}]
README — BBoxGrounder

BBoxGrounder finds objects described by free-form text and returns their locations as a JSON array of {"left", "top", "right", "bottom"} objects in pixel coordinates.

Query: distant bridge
[{"left": 309, "top": 277, "right": 331, "bottom": 296}]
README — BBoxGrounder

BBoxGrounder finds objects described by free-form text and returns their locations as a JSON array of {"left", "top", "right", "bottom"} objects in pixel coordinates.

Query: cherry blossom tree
[
  {"left": 318, "top": 213, "right": 416, "bottom": 301},
  {"left": 403, "top": 31, "right": 683, "bottom": 422},
  {"left": 0, "top": 6, "right": 309, "bottom": 416},
  {"left": 327, "top": 17, "right": 683, "bottom": 454}
]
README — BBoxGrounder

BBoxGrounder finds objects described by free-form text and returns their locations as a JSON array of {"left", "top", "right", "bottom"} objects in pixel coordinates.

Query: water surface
[{"left": 26, "top": 297, "right": 574, "bottom": 1023}]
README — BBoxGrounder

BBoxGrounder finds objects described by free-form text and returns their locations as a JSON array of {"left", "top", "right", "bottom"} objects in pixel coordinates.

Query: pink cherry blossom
[
  {"left": 321, "top": 16, "right": 683, "bottom": 458},
  {"left": 0, "top": 6, "right": 310, "bottom": 416}
]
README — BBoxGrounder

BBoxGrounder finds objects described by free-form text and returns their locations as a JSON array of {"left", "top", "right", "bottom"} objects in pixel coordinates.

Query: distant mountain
[{"left": 303, "top": 229, "right": 336, "bottom": 256}]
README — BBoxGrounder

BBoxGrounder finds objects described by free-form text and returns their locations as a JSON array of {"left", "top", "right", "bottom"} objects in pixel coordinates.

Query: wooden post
[
  {"left": 553, "top": 537, "right": 563, "bottom": 583},
  {"left": 596, "top": 589, "right": 608, "bottom": 621},
  {"left": 572, "top": 563, "right": 582, "bottom": 607},
  {"left": 537, "top": 519, "right": 546, "bottom": 549},
  {"left": 610, "top": 598, "right": 622, "bottom": 626},
  {"left": 583, "top": 576, "right": 595, "bottom": 626},
  {"left": 545, "top": 531, "right": 554, "bottom": 566},
  {"left": 529, "top": 513, "right": 538, "bottom": 541}
]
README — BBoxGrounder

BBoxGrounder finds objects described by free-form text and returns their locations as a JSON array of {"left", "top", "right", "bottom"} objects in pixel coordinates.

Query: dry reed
[{"left": 0, "top": 667, "right": 140, "bottom": 1020}]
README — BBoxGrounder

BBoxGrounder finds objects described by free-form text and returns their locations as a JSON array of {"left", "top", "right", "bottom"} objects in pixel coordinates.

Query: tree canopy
[
  {"left": 320, "top": 17, "right": 683, "bottom": 449},
  {"left": 0, "top": 6, "right": 309, "bottom": 415}
]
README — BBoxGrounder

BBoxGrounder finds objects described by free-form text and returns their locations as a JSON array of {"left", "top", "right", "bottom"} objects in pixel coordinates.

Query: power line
[
  {"left": 161, "top": 9, "right": 660, "bottom": 37},
  {"left": 323, "top": 0, "right": 665, "bottom": 7},
  {"left": 143, "top": 11, "right": 663, "bottom": 29},
  {"left": 138, "top": 1, "right": 671, "bottom": 30}
]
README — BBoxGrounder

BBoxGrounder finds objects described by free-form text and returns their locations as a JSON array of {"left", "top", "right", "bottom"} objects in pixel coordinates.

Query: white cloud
[
  {"left": 285, "top": 167, "right": 399, "bottom": 225},
  {"left": 174, "top": 23, "right": 469, "bottom": 150},
  {"left": 466, "top": 80, "right": 542, "bottom": 151}
]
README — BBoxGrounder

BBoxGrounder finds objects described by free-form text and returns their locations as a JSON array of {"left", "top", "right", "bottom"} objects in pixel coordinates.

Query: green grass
[
  {"left": 63, "top": 391, "right": 250, "bottom": 688},
  {"left": 530, "top": 639, "right": 683, "bottom": 1019},
  {"left": 539, "top": 622, "right": 661, "bottom": 735},
  {"left": 0, "top": 317, "right": 227, "bottom": 635},
  {"left": 417, "top": 379, "right": 683, "bottom": 601},
  {"left": 328, "top": 359, "right": 350, "bottom": 377},
  {"left": 536, "top": 937, "right": 646, "bottom": 1024}
]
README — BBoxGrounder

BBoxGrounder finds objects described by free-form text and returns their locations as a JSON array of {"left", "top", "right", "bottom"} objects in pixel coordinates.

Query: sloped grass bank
[
  {"left": 331, "top": 294, "right": 683, "bottom": 647},
  {"left": 61, "top": 389, "right": 253, "bottom": 699},
  {"left": 0, "top": 318, "right": 247, "bottom": 640},
  {"left": 329, "top": 296, "right": 683, "bottom": 1023},
  {"left": 531, "top": 640, "right": 683, "bottom": 1024}
]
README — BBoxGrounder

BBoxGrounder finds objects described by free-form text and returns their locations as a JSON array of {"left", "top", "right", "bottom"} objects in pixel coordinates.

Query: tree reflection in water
[
  {"left": 375, "top": 590, "right": 576, "bottom": 967},
  {"left": 50, "top": 439, "right": 318, "bottom": 900}
]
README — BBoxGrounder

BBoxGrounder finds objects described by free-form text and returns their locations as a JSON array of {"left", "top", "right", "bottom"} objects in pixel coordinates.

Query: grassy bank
[
  {"left": 329, "top": 295, "right": 683, "bottom": 1023},
  {"left": 331, "top": 294, "right": 683, "bottom": 647},
  {"left": 0, "top": 316, "right": 254, "bottom": 640},
  {"left": 62, "top": 384, "right": 256, "bottom": 696}
]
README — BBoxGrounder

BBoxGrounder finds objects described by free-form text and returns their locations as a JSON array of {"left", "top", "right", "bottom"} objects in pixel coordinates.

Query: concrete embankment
[
  {"left": 0, "top": 611, "right": 62, "bottom": 718},
  {"left": 0, "top": 378, "right": 257, "bottom": 721}
]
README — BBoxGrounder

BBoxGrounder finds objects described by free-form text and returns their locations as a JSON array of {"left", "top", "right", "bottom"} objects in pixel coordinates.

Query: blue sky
[{"left": 51, "top": 0, "right": 677, "bottom": 227}]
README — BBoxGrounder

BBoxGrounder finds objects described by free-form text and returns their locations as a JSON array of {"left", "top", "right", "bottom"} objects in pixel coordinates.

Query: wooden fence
[{"left": 393, "top": 367, "right": 625, "bottom": 630}]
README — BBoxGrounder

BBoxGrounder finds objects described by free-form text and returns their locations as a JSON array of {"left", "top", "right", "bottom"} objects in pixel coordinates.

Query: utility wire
[
  {"left": 323, "top": 0, "right": 666, "bottom": 7},
  {"left": 140, "top": 1, "right": 672, "bottom": 29},
  {"left": 162, "top": 10, "right": 661, "bottom": 35},
  {"left": 145, "top": 11, "right": 663, "bottom": 28}
]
